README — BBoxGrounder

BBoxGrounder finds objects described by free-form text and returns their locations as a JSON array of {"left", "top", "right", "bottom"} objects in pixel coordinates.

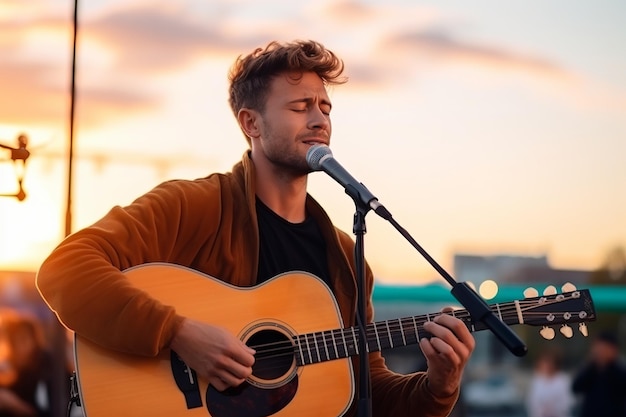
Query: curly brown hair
[{"left": 228, "top": 40, "right": 347, "bottom": 120}]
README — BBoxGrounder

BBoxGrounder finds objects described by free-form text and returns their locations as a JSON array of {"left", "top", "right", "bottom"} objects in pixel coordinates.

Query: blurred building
[{"left": 454, "top": 253, "right": 592, "bottom": 287}]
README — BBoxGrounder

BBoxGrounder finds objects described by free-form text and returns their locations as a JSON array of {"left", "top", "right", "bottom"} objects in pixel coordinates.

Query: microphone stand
[
  {"left": 351, "top": 202, "right": 372, "bottom": 417},
  {"left": 308, "top": 143, "right": 527, "bottom": 416}
]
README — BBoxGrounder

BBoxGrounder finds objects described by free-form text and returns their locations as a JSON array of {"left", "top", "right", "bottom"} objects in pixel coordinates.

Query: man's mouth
[{"left": 303, "top": 139, "right": 328, "bottom": 146}]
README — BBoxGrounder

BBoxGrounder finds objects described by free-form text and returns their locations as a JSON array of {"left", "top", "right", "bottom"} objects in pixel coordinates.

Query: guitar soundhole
[
  {"left": 247, "top": 329, "right": 295, "bottom": 383},
  {"left": 206, "top": 324, "right": 298, "bottom": 417}
]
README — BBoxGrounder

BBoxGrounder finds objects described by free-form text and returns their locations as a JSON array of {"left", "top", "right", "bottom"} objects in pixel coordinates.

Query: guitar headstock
[{"left": 518, "top": 283, "right": 596, "bottom": 340}]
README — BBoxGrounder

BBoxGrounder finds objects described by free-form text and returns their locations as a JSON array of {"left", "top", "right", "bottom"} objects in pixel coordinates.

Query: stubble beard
[
  {"left": 266, "top": 147, "right": 311, "bottom": 178},
  {"left": 260, "top": 126, "right": 312, "bottom": 177}
]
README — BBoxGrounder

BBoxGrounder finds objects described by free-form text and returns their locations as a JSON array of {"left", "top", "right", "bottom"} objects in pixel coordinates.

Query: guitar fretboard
[
  {"left": 293, "top": 300, "right": 520, "bottom": 366},
  {"left": 290, "top": 288, "right": 592, "bottom": 366}
]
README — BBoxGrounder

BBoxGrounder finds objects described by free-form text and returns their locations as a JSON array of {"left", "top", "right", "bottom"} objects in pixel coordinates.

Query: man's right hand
[{"left": 169, "top": 318, "right": 256, "bottom": 392}]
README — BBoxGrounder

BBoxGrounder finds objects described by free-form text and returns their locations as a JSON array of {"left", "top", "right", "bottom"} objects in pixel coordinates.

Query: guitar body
[{"left": 74, "top": 263, "right": 354, "bottom": 417}]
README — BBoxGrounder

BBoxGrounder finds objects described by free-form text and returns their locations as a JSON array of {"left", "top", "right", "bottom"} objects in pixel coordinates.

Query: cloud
[
  {"left": 381, "top": 28, "right": 575, "bottom": 83},
  {"left": 0, "top": 39, "right": 155, "bottom": 125},
  {"left": 375, "top": 28, "right": 626, "bottom": 113},
  {"left": 0, "top": 51, "right": 158, "bottom": 128},
  {"left": 0, "top": 58, "right": 63, "bottom": 126},
  {"left": 2, "top": 0, "right": 621, "bottom": 131},
  {"left": 320, "top": 1, "right": 377, "bottom": 23},
  {"left": 81, "top": 2, "right": 288, "bottom": 74},
  {"left": 0, "top": 0, "right": 47, "bottom": 17},
  {"left": 0, "top": 6, "right": 165, "bottom": 129},
  {"left": 0, "top": 0, "right": 294, "bottom": 130},
  {"left": 84, "top": 4, "right": 223, "bottom": 72},
  {"left": 311, "top": 3, "right": 575, "bottom": 89}
]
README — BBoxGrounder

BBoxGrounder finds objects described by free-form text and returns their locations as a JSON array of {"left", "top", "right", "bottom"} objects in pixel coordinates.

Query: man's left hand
[{"left": 420, "top": 309, "right": 475, "bottom": 397}]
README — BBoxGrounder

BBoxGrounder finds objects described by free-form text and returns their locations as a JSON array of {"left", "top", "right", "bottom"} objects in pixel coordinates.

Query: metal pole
[{"left": 65, "top": 0, "right": 78, "bottom": 237}]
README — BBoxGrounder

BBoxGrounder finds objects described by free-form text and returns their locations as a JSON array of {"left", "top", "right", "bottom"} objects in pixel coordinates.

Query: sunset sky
[{"left": 1, "top": 0, "right": 624, "bottom": 285}]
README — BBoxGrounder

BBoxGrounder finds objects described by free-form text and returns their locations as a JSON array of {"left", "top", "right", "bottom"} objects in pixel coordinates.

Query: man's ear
[{"left": 237, "top": 108, "right": 261, "bottom": 140}]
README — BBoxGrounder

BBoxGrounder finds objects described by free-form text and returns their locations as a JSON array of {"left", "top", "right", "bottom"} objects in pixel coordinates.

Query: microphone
[{"left": 306, "top": 144, "right": 391, "bottom": 219}]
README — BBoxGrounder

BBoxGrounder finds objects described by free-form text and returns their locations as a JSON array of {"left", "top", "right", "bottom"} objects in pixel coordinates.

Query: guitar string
[
  {"left": 254, "top": 324, "right": 588, "bottom": 373},
  {"left": 249, "top": 311, "right": 580, "bottom": 362},
  {"left": 250, "top": 310, "right": 591, "bottom": 375},
  {"left": 246, "top": 298, "right": 588, "bottom": 369},
  {"left": 246, "top": 296, "right": 586, "bottom": 355}
]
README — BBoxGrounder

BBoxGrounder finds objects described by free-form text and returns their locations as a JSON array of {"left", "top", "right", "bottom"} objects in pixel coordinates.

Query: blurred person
[
  {"left": 526, "top": 349, "right": 574, "bottom": 417},
  {"left": 36, "top": 39, "right": 475, "bottom": 416},
  {"left": 572, "top": 331, "right": 626, "bottom": 417},
  {"left": 0, "top": 309, "right": 52, "bottom": 417}
]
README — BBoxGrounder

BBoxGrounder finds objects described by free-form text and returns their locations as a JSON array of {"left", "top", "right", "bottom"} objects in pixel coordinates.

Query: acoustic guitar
[{"left": 73, "top": 263, "right": 596, "bottom": 417}]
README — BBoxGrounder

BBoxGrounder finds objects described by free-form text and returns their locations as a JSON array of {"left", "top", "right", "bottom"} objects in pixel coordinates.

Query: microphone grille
[{"left": 306, "top": 144, "right": 332, "bottom": 171}]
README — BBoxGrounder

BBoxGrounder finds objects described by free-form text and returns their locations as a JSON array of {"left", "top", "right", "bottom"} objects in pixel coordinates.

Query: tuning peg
[
  {"left": 560, "top": 325, "right": 573, "bottom": 338},
  {"left": 562, "top": 282, "right": 577, "bottom": 292},
  {"left": 579, "top": 323, "right": 589, "bottom": 337},
  {"left": 540, "top": 326, "right": 555, "bottom": 340},
  {"left": 524, "top": 287, "right": 539, "bottom": 298},
  {"left": 543, "top": 285, "right": 557, "bottom": 296}
]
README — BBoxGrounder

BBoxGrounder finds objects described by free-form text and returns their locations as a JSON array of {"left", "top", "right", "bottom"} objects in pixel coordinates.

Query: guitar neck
[
  {"left": 293, "top": 289, "right": 593, "bottom": 366},
  {"left": 294, "top": 304, "right": 507, "bottom": 366}
]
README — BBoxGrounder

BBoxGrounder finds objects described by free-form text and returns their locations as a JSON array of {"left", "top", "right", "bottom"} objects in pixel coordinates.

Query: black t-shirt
[{"left": 256, "top": 198, "right": 330, "bottom": 286}]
